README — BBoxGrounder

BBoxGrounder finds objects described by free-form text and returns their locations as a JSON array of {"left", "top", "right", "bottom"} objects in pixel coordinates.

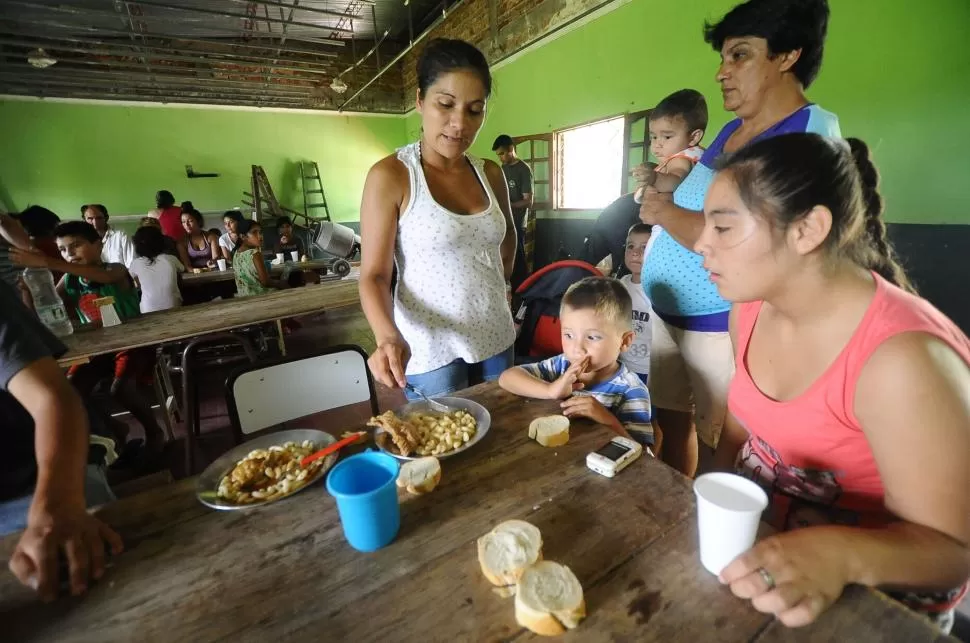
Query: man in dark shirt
[
  {"left": 0, "top": 281, "right": 122, "bottom": 600},
  {"left": 493, "top": 135, "right": 534, "bottom": 290}
]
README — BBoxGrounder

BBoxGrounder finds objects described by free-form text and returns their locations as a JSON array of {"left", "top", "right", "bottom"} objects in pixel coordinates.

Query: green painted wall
[
  {"left": 0, "top": 101, "right": 406, "bottom": 223},
  {"left": 406, "top": 0, "right": 970, "bottom": 224},
  {"left": 3, "top": 0, "right": 967, "bottom": 225}
]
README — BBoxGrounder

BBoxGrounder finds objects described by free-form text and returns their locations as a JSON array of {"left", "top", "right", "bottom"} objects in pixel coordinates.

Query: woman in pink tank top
[{"left": 693, "top": 133, "right": 970, "bottom": 632}]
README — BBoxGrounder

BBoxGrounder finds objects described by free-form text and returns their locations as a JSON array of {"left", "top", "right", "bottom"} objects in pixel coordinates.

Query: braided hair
[{"left": 716, "top": 132, "right": 914, "bottom": 293}]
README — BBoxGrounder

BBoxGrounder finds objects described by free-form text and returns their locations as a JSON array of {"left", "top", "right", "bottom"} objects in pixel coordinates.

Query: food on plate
[
  {"left": 396, "top": 456, "right": 441, "bottom": 494},
  {"left": 300, "top": 254, "right": 309, "bottom": 263},
  {"left": 514, "top": 561, "right": 586, "bottom": 636},
  {"left": 528, "top": 416, "right": 570, "bottom": 447},
  {"left": 369, "top": 409, "right": 477, "bottom": 457},
  {"left": 217, "top": 440, "right": 324, "bottom": 505},
  {"left": 478, "top": 520, "right": 543, "bottom": 588},
  {"left": 192, "top": 268, "right": 202, "bottom": 274}
]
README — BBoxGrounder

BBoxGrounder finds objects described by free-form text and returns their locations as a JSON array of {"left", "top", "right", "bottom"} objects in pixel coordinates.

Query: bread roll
[
  {"left": 396, "top": 456, "right": 441, "bottom": 494},
  {"left": 528, "top": 416, "right": 570, "bottom": 447},
  {"left": 477, "top": 520, "right": 543, "bottom": 587},
  {"left": 514, "top": 561, "right": 586, "bottom": 636}
]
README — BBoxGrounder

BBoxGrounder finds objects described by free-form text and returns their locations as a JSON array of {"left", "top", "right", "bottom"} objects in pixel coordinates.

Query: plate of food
[
  {"left": 368, "top": 397, "right": 491, "bottom": 461},
  {"left": 196, "top": 429, "right": 337, "bottom": 510}
]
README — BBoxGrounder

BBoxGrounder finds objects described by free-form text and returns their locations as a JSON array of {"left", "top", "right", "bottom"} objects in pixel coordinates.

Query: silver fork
[{"left": 405, "top": 383, "right": 453, "bottom": 413}]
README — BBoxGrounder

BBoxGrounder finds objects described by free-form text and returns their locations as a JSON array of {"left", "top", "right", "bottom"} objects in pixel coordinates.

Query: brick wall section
[{"left": 399, "top": 0, "right": 613, "bottom": 103}]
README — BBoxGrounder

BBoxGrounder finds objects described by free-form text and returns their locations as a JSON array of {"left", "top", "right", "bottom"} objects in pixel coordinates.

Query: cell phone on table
[{"left": 586, "top": 436, "right": 643, "bottom": 478}]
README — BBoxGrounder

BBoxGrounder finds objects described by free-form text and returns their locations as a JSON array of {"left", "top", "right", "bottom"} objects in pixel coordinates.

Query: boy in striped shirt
[{"left": 499, "top": 277, "right": 655, "bottom": 450}]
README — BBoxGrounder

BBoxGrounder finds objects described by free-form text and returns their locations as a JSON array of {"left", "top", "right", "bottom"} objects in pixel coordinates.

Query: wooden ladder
[
  {"left": 301, "top": 161, "right": 332, "bottom": 222},
  {"left": 243, "top": 165, "right": 286, "bottom": 222}
]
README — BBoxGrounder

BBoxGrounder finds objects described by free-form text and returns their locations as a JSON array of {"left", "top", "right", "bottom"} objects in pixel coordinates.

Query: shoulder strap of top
[
  {"left": 734, "top": 301, "right": 762, "bottom": 363},
  {"left": 396, "top": 142, "right": 421, "bottom": 219}
]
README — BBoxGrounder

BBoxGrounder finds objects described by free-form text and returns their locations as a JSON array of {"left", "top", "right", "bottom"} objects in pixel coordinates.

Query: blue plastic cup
[{"left": 326, "top": 451, "right": 401, "bottom": 552}]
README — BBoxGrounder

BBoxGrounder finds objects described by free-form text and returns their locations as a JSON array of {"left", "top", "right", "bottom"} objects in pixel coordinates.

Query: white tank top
[{"left": 394, "top": 142, "right": 516, "bottom": 375}]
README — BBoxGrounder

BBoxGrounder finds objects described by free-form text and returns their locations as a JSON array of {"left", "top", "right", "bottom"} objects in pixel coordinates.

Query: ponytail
[{"left": 846, "top": 138, "right": 915, "bottom": 294}]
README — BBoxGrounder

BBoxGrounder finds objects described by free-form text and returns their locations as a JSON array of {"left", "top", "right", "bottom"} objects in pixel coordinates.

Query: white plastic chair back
[{"left": 229, "top": 348, "right": 373, "bottom": 436}]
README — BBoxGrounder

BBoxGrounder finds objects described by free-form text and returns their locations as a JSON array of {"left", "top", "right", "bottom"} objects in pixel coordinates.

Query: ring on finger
[{"left": 758, "top": 567, "right": 776, "bottom": 591}]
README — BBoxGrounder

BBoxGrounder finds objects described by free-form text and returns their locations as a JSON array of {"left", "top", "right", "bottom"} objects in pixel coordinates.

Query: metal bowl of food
[
  {"left": 196, "top": 429, "right": 337, "bottom": 510},
  {"left": 373, "top": 397, "right": 491, "bottom": 461}
]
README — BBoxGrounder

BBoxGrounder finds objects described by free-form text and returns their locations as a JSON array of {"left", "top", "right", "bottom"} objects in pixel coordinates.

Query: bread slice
[
  {"left": 396, "top": 456, "right": 441, "bottom": 494},
  {"left": 528, "top": 416, "right": 570, "bottom": 447},
  {"left": 515, "top": 561, "right": 586, "bottom": 636},
  {"left": 477, "top": 520, "right": 543, "bottom": 588}
]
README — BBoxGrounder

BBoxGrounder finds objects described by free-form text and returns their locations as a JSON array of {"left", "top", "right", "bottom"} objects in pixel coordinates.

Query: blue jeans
[
  {"left": 0, "top": 464, "right": 116, "bottom": 537},
  {"left": 406, "top": 346, "right": 514, "bottom": 399}
]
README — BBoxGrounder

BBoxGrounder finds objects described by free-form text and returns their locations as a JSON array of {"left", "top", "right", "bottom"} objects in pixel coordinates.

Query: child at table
[
  {"left": 498, "top": 277, "right": 655, "bottom": 450},
  {"left": 618, "top": 224, "right": 654, "bottom": 386},
  {"left": 234, "top": 219, "right": 287, "bottom": 297},
  {"left": 129, "top": 225, "right": 184, "bottom": 313},
  {"left": 9, "top": 221, "right": 166, "bottom": 453}
]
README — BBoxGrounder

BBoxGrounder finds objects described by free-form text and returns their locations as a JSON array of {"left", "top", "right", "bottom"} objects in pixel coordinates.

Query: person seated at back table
[
  {"left": 180, "top": 202, "right": 219, "bottom": 270},
  {"left": 273, "top": 216, "right": 305, "bottom": 259},
  {"left": 219, "top": 211, "right": 245, "bottom": 263},
  {"left": 233, "top": 219, "right": 288, "bottom": 297},
  {"left": 129, "top": 226, "right": 184, "bottom": 314},
  {"left": 700, "top": 134, "right": 969, "bottom": 631},
  {"left": 0, "top": 280, "right": 123, "bottom": 600},
  {"left": 10, "top": 221, "right": 167, "bottom": 456},
  {"left": 139, "top": 217, "right": 181, "bottom": 260},
  {"left": 499, "top": 277, "right": 656, "bottom": 450}
]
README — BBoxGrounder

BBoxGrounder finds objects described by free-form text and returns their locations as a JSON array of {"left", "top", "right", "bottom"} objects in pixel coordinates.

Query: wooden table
[
  {"left": 0, "top": 383, "right": 950, "bottom": 642},
  {"left": 180, "top": 259, "right": 336, "bottom": 286},
  {"left": 57, "top": 278, "right": 361, "bottom": 366}
]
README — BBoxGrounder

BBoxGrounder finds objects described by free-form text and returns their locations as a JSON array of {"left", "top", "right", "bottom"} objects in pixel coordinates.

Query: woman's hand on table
[
  {"left": 638, "top": 187, "right": 673, "bottom": 226},
  {"left": 368, "top": 339, "right": 411, "bottom": 388},
  {"left": 9, "top": 501, "right": 123, "bottom": 602},
  {"left": 719, "top": 527, "right": 851, "bottom": 627}
]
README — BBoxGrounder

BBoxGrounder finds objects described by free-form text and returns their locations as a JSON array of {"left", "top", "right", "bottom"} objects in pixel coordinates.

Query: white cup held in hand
[
  {"left": 275, "top": 252, "right": 285, "bottom": 264},
  {"left": 216, "top": 259, "right": 227, "bottom": 271},
  {"left": 290, "top": 251, "right": 299, "bottom": 262},
  {"left": 693, "top": 473, "right": 768, "bottom": 575}
]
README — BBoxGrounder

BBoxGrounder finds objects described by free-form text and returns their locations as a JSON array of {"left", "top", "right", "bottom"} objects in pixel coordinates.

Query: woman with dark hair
[
  {"left": 218, "top": 210, "right": 245, "bottom": 262},
  {"left": 638, "top": 0, "right": 840, "bottom": 476},
  {"left": 150, "top": 190, "right": 184, "bottom": 242},
  {"left": 699, "top": 133, "right": 969, "bottom": 630},
  {"left": 359, "top": 38, "right": 516, "bottom": 398},
  {"left": 180, "top": 202, "right": 219, "bottom": 269},
  {"left": 129, "top": 225, "right": 183, "bottom": 313}
]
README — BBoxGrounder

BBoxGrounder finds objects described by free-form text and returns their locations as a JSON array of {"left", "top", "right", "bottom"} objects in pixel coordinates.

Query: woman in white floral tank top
[{"left": 359, "top": 39, "right": 517, "bottom": 399}]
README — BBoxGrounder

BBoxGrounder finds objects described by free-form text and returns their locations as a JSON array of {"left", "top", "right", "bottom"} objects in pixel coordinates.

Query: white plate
[
  {"left": 374, "top": 397, "right": 491, "bottom": 461},
  {"left": 196, "top": 429, "right": 337, "bottom": 510}
]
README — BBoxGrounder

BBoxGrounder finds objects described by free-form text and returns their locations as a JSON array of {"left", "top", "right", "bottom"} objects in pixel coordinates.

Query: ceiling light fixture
[
  {"left": 27, "top": 48, "right": 57, "bottom": 69},
  {"left": 330, "top": 78, "right": 348, "bottom": 94}
]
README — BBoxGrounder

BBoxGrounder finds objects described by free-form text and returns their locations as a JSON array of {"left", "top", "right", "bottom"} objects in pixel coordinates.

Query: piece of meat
[{"left": 367, "top": 411, "right": 420, "bottom": 456}]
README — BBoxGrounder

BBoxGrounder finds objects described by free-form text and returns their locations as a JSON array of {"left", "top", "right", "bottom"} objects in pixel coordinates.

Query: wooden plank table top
[
  {"left": 0, "top": 383, "right": 951, "bottom": 642},
  {"left": 180, "top": 259, "right": 335, "bottom": 285},
  {"left": 56, "top": 278, "right": 360, "bottom": 365}
]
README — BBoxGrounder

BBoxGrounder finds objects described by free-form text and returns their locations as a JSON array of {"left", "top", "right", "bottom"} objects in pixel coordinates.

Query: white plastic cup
[
  {"left": 290, "top": 250, "right": 300, "bottom": 262},
  {"left": 275, "top": 252, "right": 285, "bottom": 263},
  {"left": 216, "top": 259, "right": 227, "bottom": 271},
  {"left": 693, "top": 473, "right": 768, "bottom": 575}
]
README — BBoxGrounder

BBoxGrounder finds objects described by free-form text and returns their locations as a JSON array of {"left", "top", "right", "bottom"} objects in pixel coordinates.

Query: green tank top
[{"left": 64, "top": 272, "right": 141, "bottom": 323}]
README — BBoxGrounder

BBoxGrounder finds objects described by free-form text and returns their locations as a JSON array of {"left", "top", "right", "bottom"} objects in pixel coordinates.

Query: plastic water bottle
[{"left": 22, "top": 267, "right": 74, "bottom": 337}]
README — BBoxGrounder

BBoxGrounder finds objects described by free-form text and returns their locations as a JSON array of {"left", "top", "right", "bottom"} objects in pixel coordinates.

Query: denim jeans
[
  {"left": 0, "top": 464, "right": 116, "bottom": 537},
  {"left": 405, "top": 346, "right": 514, "bottom": 400}
]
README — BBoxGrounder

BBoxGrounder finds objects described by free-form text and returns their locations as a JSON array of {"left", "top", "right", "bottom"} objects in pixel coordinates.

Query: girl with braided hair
[{"left": 697, "top": 132, "right": 969, "bottom": 630}]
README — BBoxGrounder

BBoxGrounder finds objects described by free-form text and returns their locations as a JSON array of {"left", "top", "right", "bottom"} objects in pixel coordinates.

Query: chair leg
[{"left": 181, "top": 332, "right": 260, "bottom": 475}]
